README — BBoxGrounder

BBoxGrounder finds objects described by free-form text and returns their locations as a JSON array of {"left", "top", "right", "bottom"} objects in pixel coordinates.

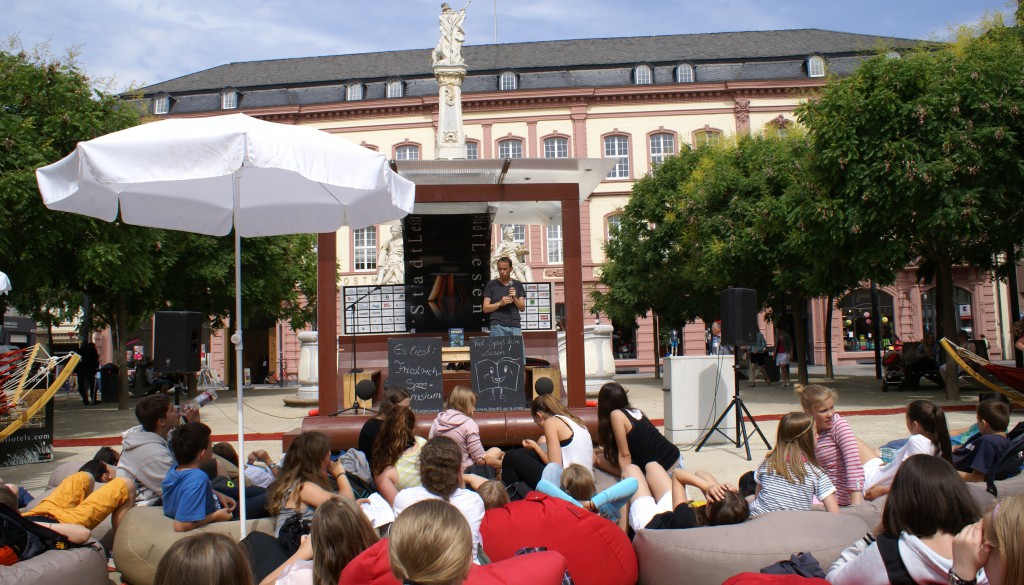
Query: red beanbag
[
  {"left": 480, "top": 491, "right": 638, "bottom": 585},
  {"left": 339, "top": 538, "right": 569, "bottom": 585},
  {"left": 722, "top": 574, "right": 830, "bottom": 585}
]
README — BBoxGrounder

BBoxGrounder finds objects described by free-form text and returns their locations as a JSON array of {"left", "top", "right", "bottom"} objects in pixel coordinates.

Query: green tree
[{"left": 797, "top": 21, "right": 1024, "bottom": 398}]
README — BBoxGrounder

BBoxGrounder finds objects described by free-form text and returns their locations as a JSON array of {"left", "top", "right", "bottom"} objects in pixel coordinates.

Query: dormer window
[
  {"left": 386, "top": 80, "right": 404, "bottom": 98},
  {"left": 347, "top": 83, "right": 364, "bottom": 101},
  {"left": 634, "top": 64, "right": 652, "bottom": 85},
  {"left": 499, "top": 71, "right": 517, "bottom": 91},
  {"left": 807, "top": 55, "right": 826, "bottom": 78},
  {"left": 153, "top": 95, "right": 170, "bottom": 115},
  {"left": 676, "top": 63, "right": 694, "bottom": 83},
  {"left": 221, "top": 90, "right": 238, "bottom": 110}
]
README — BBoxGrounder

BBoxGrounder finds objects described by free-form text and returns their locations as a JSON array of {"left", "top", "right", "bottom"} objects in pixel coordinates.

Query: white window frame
[
  {"left": 466, "top": 141, "right": 479, "bottom": 160},
  {"left": 649, "top": 133, "right": 675, "bottom": 166},
  {"left": 604, "top": 135, "right": 630, "bottom": 179},
  {"left": 543, "top": 136, "right": 569, "bottom": 159},
  {"left": 347, "top": 83, "right": 364, "bottom": 101},
  {"left": 694, "top": 130, "right": 723, "bottom": 146},
  {"left": 498, "top": 139, "right": 523, "bottom": 159},
  {"left": 634, "top": 64, "right": 652, "bottom": 85},
  {"left": 501, "top": 224, "right": 526, "bottom": 244},
  {"left": 395, "top": 145, "right": 420, "bottom": 160},
  {"left": 220, "top": 91, "right": 237, "bottom": 110},
  {"left": 386, "top": 80, "right": 403, "bottom": 98},
  {"left": 546, "top": 224, "right": 563, "bottom": 264},
  {"left": 808, "top": 56, "right": 826, "bottom": 78},
  {"left": 676, "top": 63, "right": 694, "bottom": 83},
  {"left": 606, "top": 215, "right": 621, "bottom": 241},
  {"left": 500, "top": 71, "right": 517, "bottom": 91},
  {"left": 153, "top": 96, "right": 170, "bottom": 115},
  {"left": 353, "top": 227, "right": 377, "bottom": 271}
]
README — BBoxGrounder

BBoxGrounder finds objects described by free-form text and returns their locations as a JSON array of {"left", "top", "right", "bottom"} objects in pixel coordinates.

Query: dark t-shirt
[
  {"left": 953, "top": 432, "right": 1010, "bottom": 476},
  {"left": 483, "top": 278, "right": 526, "bottom": 328},
  {"left": 645, "top": 502, "right": 701, "bottom": 530},
  {"left": 358, "top": 417, "right": 383, "bottom": 463}
]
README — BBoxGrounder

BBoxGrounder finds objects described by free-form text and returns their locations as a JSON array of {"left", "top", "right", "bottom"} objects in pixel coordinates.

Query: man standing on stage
[{"left": 483, "top": 256, "right": 526, "bottom": 339}]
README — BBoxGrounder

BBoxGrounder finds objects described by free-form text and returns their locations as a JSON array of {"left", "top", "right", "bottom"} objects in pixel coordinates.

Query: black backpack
[
  {"left": 986, "top": 421, "right": 1024, "bottom": 497},
  {"left": 0, "top": 503, "right": 77, "bottom": 563}
]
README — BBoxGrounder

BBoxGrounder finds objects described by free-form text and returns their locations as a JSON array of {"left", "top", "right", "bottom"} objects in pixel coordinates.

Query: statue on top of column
[{"left": 432, "top": 1, "right": 471, "bottom": 67}]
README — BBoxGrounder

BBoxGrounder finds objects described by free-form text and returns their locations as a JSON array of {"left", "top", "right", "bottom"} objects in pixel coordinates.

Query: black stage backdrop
[{"left": 404, "top": 214, "right": 490, "bottom": 332}]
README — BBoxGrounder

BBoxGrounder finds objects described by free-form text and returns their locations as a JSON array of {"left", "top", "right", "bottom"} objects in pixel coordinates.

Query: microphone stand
[{"left": 346, "top": 285, "right": 383, "bottom": 374}]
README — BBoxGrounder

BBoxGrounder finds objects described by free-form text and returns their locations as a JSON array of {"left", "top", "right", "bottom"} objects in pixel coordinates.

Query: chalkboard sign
[
  {"left": 470, "top": 336, "right": 527, "bottom": 411},
  {"left": 388, "top": 338, "right": 444, "bottom": 413}
]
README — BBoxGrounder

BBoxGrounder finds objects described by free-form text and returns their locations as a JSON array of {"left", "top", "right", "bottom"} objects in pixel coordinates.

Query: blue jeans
[{"left": 489, "top": 324, "right": 525, "bottom": 365}]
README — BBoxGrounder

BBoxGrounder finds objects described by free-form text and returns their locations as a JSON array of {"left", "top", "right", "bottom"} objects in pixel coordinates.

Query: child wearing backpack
[
  {"left": 954, "top": 400, "right": 1012, "bottom": 483},
  {"left": 0, "top": 484, "right": 91, "bottom": 566},
  {"left": 748, "top": 412, "right": 839, "bottom": 516},
  {"left": 161, "top": 422, "right": 235, "bottom": 532}
]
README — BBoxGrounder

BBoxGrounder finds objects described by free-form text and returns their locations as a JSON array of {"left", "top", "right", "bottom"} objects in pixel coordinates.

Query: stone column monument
[{"left": 432, "top": 2, "right": 471, "bottom": 159}]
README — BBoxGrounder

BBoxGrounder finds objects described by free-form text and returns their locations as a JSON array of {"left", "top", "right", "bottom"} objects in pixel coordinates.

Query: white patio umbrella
[{"left": 36, "top": 113, "right": 415, "bottom": 535}]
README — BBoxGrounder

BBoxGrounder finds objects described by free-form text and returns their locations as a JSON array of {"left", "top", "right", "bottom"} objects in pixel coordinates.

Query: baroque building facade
[{"left": 115, "top": 29, "right": 1015, "bottom": 377}]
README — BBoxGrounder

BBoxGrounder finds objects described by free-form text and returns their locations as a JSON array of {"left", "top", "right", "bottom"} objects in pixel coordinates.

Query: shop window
[
  {"left": 921, "top": 287, "right": 974, "bottom": 337},
  {"left": 613, "top": 321, "right": 638, "bottom": 359},
  {"left": 839, "top": 289, "right": 895, "bottom": 351}
]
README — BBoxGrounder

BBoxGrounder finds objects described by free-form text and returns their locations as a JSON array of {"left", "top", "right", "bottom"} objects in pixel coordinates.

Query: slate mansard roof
[{"left": 137, "top": 28, "right": 923, "bottom": 115}]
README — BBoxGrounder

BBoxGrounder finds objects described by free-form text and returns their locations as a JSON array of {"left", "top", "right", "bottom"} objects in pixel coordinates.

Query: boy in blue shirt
[
  {"left": 161, "top": 422, "right": 235, "bottom": 531},
  {"left": 953, "top": 400, "right": 1011, "bottom": 483}
]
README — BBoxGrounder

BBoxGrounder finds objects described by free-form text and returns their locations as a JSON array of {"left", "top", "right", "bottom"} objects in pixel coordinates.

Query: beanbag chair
[
  {"left": 339, "top": 538, "right": 568, "bottom": 585},
  {"left": 0, "top": 538, "right": 109, "bottom": 585},
  {"left": 723, "top": 574, "right": 830, "bottom": 585},
  {"left": 480, "top": 491, "right": 637, "bottom": 585}
]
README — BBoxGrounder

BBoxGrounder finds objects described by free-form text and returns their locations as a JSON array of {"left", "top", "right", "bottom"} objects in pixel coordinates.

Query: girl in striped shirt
[
  {"left": 797, "top": 384, "right": 865, "bottom": 506},
  {"left": 748, "top": 412, "right": 840, "bottom": 517}
]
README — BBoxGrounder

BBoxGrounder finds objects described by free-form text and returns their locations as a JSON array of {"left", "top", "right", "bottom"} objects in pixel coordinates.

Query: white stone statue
[
  {"left": 374, "top": 224, "right": 404, "bottom": 285},
  {"left": 432, "top": 1, "right": 471, "bottom": 67},
  {"left": 491, "top": 225, "right": 533, "bottom": 282}
]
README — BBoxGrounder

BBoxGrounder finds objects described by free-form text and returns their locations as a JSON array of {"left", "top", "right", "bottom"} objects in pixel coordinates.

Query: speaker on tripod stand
[{"left": 696, "top": 288, "right": 772, "bottom": 460}]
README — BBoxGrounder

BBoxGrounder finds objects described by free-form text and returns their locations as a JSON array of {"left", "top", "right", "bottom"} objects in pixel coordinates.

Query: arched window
[
  {"left": 497, "top": 139, "right": 523, "bottom": 159},
  {"left": 543, "top": 136, "right": 569, "bottom": 158},
  {"left": 606, "top": 214, "right": 621, "bottom": 241},
  {"left": 839, "top": 289, "right": 896, "bottom": 351},
  {"left": 603, "top": 135, "right": 630, "bottom": 179},
  {"left": 386, "top": 80, "right": 404, "bottom": 98},
  {"left": 693, "top": 128, "right": 723, "bottom": 146},
  {"left": 465, "top": 141, "right": 479, "bottom": 160},
  {"left": 499, "top": 71, "right": 517, "bottom": 91},
  {"left": 921, "top": 287, "right": 974, "bottom": 337},
  {"left": 347, "top": 83, "right": 364, "bottom": 101},
  {"left": 395, "top": 144, "right": 420, "bottom": 160},
  {"left": 634, "top": 64, "right": 652, "bottom": 85},
  {"left": 649, "top": 132, "right": 676, "bottom": 165},
  {"left": 807, "top": 56, "right": 826, "bottom": 78},
  {"left": 676, "top": 63, "right": 695, "bottom": 83}
]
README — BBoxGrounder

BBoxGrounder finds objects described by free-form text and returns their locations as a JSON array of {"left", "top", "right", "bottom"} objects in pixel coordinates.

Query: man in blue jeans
[{"left": 483, "top": 257, "right": 526, "bottom": 357}]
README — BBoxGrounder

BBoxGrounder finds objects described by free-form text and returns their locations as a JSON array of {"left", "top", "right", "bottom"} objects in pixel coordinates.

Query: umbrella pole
[{"left": 232, "top": 173, "right": 248, "bottom": 538}]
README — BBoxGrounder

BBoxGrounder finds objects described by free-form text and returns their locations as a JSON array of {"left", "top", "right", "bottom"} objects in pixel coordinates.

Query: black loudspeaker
[
  {"left": 354, "top": 379, "right": 377, "bottom": 401},
  {"left": 154, "top": 311, "right": 203, "bottom": 373},
  {"left": 534, "top": 377, "right": 555, "bottom": 396},
  {"left": 720, "top": 288, "right": 758, "bottom": 346}
]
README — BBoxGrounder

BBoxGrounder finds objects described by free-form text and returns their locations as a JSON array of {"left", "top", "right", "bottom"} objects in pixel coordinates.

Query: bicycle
[{"left": 264, "top": 371, "right": 298, "bottom": 386}]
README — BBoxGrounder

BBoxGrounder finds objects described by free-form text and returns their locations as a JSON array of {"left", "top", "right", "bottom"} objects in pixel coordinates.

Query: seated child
[
  {"left": 954, "top": 400, "right": 1011, "bottom": 483},
  {"left": 161, "top": 422, "right": 235, "bottom": 532},
  {"left": 429, "top": 385, "right": 501, "bottom": 474},
  {"left": 0, "top": 484, "right": 92, "bottom": 556},
  {"left": 536, "top": 463, "right": 638, "bottom": 522},
  {"left": 622, "top": 462, "right": 749, "bottom": 532},
  {"left": 20, "top": 464, "right": 136, "bottom": 533},
  {"left": 749, "top": 412, "right": 839, "bottom": 516}
]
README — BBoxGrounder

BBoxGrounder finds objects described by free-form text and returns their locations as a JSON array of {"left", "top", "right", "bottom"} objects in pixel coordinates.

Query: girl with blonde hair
[
  {"left": 796, "top": 384, "right": 865, "bottom": 506},
  {"left": 748, "top": 412, "right": 839, "bottom": 516},
  {"left": 953, "top": 494, "right": 1024, "bottom": 585},
  {"left": 499, "top": 393, "right": 594, "bottom": 489},
  {"left": 429, "top": 385, "right": 501, "bottom": 473},
  {"left": 154, "top": 532, "right": 253, "bottom": 585},
  {"left": 389, "top": 499, "right": 473, "bottom": 585},
  {"left": 261, "top": 496, "right": 379, "bottom": 585}
]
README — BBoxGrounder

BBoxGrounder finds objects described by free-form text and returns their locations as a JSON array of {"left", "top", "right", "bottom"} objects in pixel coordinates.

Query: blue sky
[{"left": 4, "top": 0, "right": 1012, "bottom": 92}]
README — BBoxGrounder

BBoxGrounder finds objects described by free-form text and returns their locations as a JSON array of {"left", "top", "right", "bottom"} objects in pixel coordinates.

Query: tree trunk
[
  {"left": 652, "top": 312, "right": 661, "bottom": 380},
  {"left": 115, "top": 297, "right": 131, "bottom": 410},
  {"left": 793, "top": 295, "right": 809, "bottom": 385},
  {"left": 935, "top": 260, "right": 960, "bottom": 400},
  {"left": 824, "top": 295, "right": 834, "bottom": 379}
]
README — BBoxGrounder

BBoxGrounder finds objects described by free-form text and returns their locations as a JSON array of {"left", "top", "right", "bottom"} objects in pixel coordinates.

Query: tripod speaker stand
[
  {"left": 329, "top": 379, "right": 377, "bottom": 416},
  {"left": 695, "top": 288, "right": 772, "bottom": 460}
]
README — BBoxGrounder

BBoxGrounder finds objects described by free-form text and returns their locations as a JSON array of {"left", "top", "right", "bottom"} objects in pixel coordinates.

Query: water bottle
[{"left": 183, "top": 388, "right": 218, "bottom": 411}]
